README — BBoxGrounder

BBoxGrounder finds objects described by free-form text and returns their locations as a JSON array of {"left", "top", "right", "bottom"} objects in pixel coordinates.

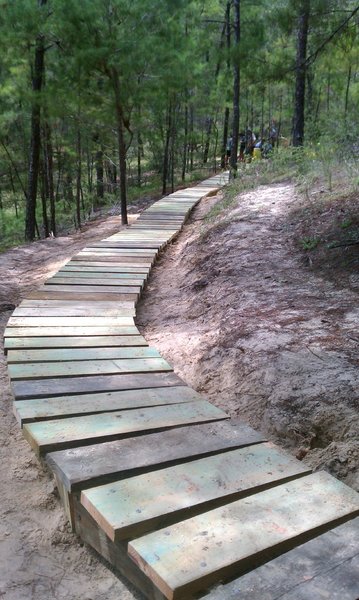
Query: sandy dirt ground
[{"left": 0, "top": 181, "right": 358, "bottom": 599}]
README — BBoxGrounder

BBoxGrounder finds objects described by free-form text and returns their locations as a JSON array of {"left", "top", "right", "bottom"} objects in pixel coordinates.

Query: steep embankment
[{"left": 137, "top": 181, "right": 359, "bottom": 491}]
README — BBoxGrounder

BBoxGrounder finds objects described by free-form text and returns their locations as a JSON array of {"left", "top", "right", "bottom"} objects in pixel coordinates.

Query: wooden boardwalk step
[
  {"left": 204, "top": 517, "right": 359, "bottom": 600},
  {"left": 8, "top": 357, "right": 173, "bottom": 380},
  {"left": 128, "top": 471, "right": 359, "bottom": 600},
  {"left": 12, "top": 371, "right": 185, "bottom": 400},
  {"left": 7, "top": 346, "right": 161, "bottom": 363},
  {"left": 82, "top": 442, "right": 310, "bottom": 542},
  {"left": 4, "top": 325, "right": 140, "bottom": 338},
  {"left": 7, "top": 316, "right": 135, "bottom": 327},
  {"left": 4, "top": 335, "right": 147, "bottom": 351},
  {"left": 23, "top": 400, "right": 228, "bottom": 455},
  {"left": 14, "top": 386, "right": 203, "bottom": 426},
  {"left": 12, "top": 305, "right": 136, "bottom": 317}
]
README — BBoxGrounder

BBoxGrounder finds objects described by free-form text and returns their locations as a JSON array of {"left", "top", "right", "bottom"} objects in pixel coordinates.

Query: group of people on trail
[{"left": 225, "top": 127, "right": 276, "bottom": 166}]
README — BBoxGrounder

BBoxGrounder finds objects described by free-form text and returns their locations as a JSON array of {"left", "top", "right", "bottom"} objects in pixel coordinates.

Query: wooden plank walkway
[{"left": 4, "top": 173, "right": 359, "bottom": 600}]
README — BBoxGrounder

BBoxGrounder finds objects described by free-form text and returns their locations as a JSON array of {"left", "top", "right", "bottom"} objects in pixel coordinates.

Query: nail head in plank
[
  {"left": 15, "top": 386, "right": 203, "bottom": 426},
  {"left": 204, "top": 517, "right": 359, "bottom": 600},
  {"left": 128, "top": 472, "right": 359, "bottom": 600},
  {"left": 82, "top": 442, "right": 310, "bottom": 542},
  {"left": 47, "top": 419, "right": 264, "bottom": 492},
  {"left": 23, "top": 400, "right": 228, "bottom": 455}
]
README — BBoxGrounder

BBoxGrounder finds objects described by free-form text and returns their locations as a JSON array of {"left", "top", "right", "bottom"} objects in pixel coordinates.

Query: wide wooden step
[
  {"left": 128, "top": 472, "right": 359, "bottom": 600},
  {"left": 23, "top": 400, "right": 228, "bottom": 455},
  {"left": 81, "top": 442, "right": 310, "bottom": 542}
]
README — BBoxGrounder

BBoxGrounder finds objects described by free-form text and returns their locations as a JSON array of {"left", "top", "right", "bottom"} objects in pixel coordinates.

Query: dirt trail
[{"left": 0, "top": 181, "right": 358, "bottom": 599}]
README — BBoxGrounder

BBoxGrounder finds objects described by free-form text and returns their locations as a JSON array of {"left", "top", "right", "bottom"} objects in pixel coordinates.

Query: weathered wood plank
[
  {"left": 8, "top": 357, "right": 173, "bottom": 380},
  {"left": 4, "top": 325, "right": 140, "bottom": 337},
  {"left": 47, "top": 419, "right": 264, "bottom": 492},
  {"left": 15, "top": 386, "right": 202, "bottom": 426},
  {"left": 54, "top": 271, "right": 147, "bottom": 280},
  {"left": 4, "top": 335, "right": 147, "bottom": 351},
  {"left": 82, "top": 442, "right": 310, "bottom": 542},
  {"left": 70, "top": 255, "right": 154, "bottom": 264},
  {"left": 12, "top": 371, "right": 185, "bottom": 399},
  {"left": 7, "top": 346, "right": 160, "bottom": 363},
  {"left": 12, "top": 306, "right": 136, "bottom": 317},
  {"left": 204, "top": 517, "right": 359, "bottom": 600},
  {"left": 26, "top": 290, "right": 139, "bottom": 302},
  {"left": 128, "top": 472, "right": 359, "bottom": 600},
  {"left": 45, "top": 278, "right": 144, "bottom": 288},
  {"left": 61, "top": 265, "right": 151, "bottom": 273},
  {"left": 7, "top": 316, "right": 134, "bottom": 327},
  {"left": 74, "top": 500, "right": 168, "bottom": 600},
  {"left": 23, "top": 400, "right": 228, "bottom": 455}
]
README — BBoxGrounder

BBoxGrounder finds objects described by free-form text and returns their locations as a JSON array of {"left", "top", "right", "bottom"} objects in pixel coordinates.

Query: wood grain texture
[
  {"left": 23, "top": 400, "right": 228, "bottom": 455},
  {"left": 128, "top": 472, "right": 359, "bottom": 600},
  {"left": 7, "top": 346, "right": 160, "bottom": 363},
  {"left": 4, "top": 335, "right": 147, "bottom": 350},
  {"left": 82, "top": 442, "right": 310, "bottom": 541},
  {"left": 5, "top": 325, "right": 140, "bottom": 337}
]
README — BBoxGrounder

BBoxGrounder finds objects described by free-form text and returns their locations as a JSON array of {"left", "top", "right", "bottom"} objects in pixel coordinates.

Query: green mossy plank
[
  {"left": 128, "top": 472, "right": 359, "bottom": 600},
  {"left": 15, "top": 386, "right": 202, "bottom": 426},
  {"left": 4, "top": 325, "right": 140, "bottom": 338},
  {"left": 70, "top": 255, "right": 155, "bottom": 264},
  {"left": 82, "top": 442, "right": 310, "bottom": 542},
  {"left": 47, "top": 419, "right": 264, "bottom": 492},
  {"left": 23, "top": 400, "right": 228, "bottom": 455},
  {"left": 4, "top": 335, "right": 147, "bottom": 350},
  {"left": 12, "top": 371, "right": 185, "bottom": 399},
  {"left": 45, "top": 278, "right": 144, "bottom": 288},
  {"left": 7, "top": 346, "right": 160, "bottom": 363},
  {"left": 9, "top": 357, "right": 173, "bottom": 380},
  {"left": 7, "top": 316, "right": 134, "bottom": 327},
  {"left": 204, "top": 517, "right": 359, "bottom": 600}
]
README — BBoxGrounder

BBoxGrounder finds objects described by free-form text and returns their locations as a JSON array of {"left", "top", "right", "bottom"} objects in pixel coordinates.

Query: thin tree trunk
[
  {"left": 181, "top": 101, "right": 188, "bottom": 181},
  {"left": 40, "top": 162, "right": 49, "bottom": 237},
  {"left": 137, "top": 130, "right": 143, "bottom": 187},
  {"left": 292, "top": 0, "right": 310, "bottom": 147},
  {"left": 162, "top": 99, "right": 172, "bottom": 195},
  {"left": 96, "top": 149, "right": 104, "bottom": 200},
  {"left": 25, "top": 15, "right": 46, "bottom": 241},
  {"left": 76, "top": 126, "right": 82, "bottom": 229},
  {"left": 344, "top": 63, "right": 352, "bottom": 118},
  {"left": 43, "top": 121, "right": 56, "bottom": 236},
  {"left": 229, "top": 0, "right": 240, "bottom": 176},
  {"left": 111, "top": 68, "right": 128, "bottom": 225},
  {"left": 221, "top": 2, "right": 231, "bottom": 169}
]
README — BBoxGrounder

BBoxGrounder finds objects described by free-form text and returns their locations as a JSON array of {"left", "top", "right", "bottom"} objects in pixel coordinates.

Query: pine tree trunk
[
  {"left": 292, "top": 0, "right": 310, "bottom": 147},
  {"left": 76, "top": 127, "right": 82, "bottom": 229},
  {"left": 25, "top": 30, "right": 45, "bottom": 241},
  {"left": 344, "top": 63, "right": 352, "bottom": 118},
  {"left": 221, "top": 2, "right": 231, "bottom": 170},
  {"left": 181, "top": 102, "right": 188, "bottom": 181},
  {"left": 162, "top": 100, "right": 172, "bottom": 195},
  {"left": 96, "top": 149, "right": 104, "bottom": 201},
  {"left": 189, "top": 104, "right": 194, "bottom": 171},
  {"left": 111, "top": 69, "right": 128, "bottom": 225},
  {"left": 40, "top": 163, "right": 49, "bottom": 238},
  {"left": 43, "top": 121, "right": 56, "bottom": 236},
  {"left": 230, "top": 0, "right": 240, "bottom": 176}
]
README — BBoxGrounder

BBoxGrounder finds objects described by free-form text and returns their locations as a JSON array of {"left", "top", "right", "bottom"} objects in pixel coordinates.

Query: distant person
[
  {"left": 245, "top": 129, "right": 256, "bottom": 158},
  {"left": 239, "top": 132, "right": 246, "bottom": 161},
  {"left": 225, "top": 135, "right": 233, "bottom": 166},
  {"left": 262, "top": 139, "right": 273, "bottom": 158}
]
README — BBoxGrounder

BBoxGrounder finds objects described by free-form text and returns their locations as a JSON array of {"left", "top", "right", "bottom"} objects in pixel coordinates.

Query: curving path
[{"left": 4, "top": 174, "right": 359, "bottom": 600}]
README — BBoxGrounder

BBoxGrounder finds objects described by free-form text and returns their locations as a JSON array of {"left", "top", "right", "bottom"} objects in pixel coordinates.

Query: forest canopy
[{"left": 0, "top": 0, "right": 358, "bottom": 245}]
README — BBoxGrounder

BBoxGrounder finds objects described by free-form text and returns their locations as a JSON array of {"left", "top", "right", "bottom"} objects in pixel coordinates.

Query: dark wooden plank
[
  {"left": 204, "top": 517, "right": 359, "bottom": 600},
  {"left": 23, "top": 400, "right": 228, "bottom": 455},
  {"left": 26, "top": 290, "right": 139, "bottom": 302},
  {"left": 7, "top": 346, "right": 160, "bottom": 363},
  {"left": 12, "top": 371, "right": 185, "bottom": 399},
  {"left": 128, "top": 472, "right": 359, "bottom": 600},
  {"left": 47, "top": 419, "right": 264, "bottom": 492},
  {"left": 8, "top": 357, "right": 173, "bottom": 380},
  {"left": 15, "top": 386, "right": 203, "bottom": 426},
  {"left": 4, "top": 335, "right": 147, "bottom": 351},
  {"left": 82, "top": 442, "right": 310, "bottom": 542},
  {"left": 74, "top": 500, "right": 168, "bottom": 600},
  {"left": 70, "top": 255, "right": 155, "bottom": 264},
  {"left": 4, "top": 325, "right": 140, "bottom": 337}
]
